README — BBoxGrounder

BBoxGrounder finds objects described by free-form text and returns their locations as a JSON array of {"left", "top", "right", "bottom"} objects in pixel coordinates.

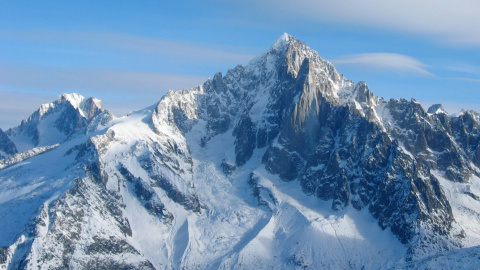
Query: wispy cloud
[
  {"left": 85, "top": 32, "right": 256, "bottom": 64},
  {"left": 435, "top": 63, "right": 480, "bottom": 82},
  {"left": 0, "top": 30, "right": 257, "bottom": 65},
  {"left": 249, "top": 0, "right": 480, "bottom": 46},
  {"left": 446, "top": 77, "right": 480, "bottom": 83},
  {"left": 443, "top": 63, "right": 480, "bottom": 75},
  {"left": 332, "top": 53, "right": 433, "bottom": 76},
  {"left": 0, "top": 64, "right": 208, "bottom": 94}
]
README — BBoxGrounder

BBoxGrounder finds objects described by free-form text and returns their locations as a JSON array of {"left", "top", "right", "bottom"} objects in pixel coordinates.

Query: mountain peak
[
  {"left": 57, "top": 93, "right": 104, "bottom": 119},
  {"left": 5, "top": 93, "right": 108, "bottom": 152},
  {"left": 272, "top": 32, "right": 293, "bottom": 47},
  {"left": 270, "top": 33, "right": 303, "bottom": 53},
  {"left": 427, "top": 104, "right": 447, "bottom": 114},
  {"left": 58, "top": 93, "right": 86, "bottom": 107}
]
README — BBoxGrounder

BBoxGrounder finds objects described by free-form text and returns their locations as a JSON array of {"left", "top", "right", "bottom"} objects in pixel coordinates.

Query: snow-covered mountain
[
  {"left": 1, "top": 33, "right": 480, "bottom": 269},
  {"left": 5, "top": 93, "right": 109, "bottom": 152}
]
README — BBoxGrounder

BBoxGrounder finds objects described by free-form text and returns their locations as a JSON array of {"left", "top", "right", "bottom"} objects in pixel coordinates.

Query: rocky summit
[{"left": 1, "top": 34, "right": 480, "bottom": 269}]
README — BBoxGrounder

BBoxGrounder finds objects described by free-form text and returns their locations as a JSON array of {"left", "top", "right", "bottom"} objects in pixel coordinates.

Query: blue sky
[{"left": 1, "top": 0, "right": 479, "bottom": 129}]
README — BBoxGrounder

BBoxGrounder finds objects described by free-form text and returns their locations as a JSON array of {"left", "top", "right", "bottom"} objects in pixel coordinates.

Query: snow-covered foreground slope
[
  {"left": 183, "top": 129, "right": 407, "bottom": 269},
  {"left": 1, "top": 34, "right": 480, "bottom": 269}
]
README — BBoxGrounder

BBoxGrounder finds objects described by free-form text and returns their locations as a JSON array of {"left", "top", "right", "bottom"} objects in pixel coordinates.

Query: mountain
[
  {"left": 1, "top": 33, "right": 480, "bottom": 269},
  {"left": 5, "top": 93, "right": 109, "bottom": 153}
]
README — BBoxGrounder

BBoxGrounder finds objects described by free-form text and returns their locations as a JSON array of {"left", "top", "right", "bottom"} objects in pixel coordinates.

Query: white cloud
[
  {"left": 250, "top": 0, "right": 480, "bottom": 46},
  {"left": 332, "top": 53, "right": 433, "bottom": 75}
]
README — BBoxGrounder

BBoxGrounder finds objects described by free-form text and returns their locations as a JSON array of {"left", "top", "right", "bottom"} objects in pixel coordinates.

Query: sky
[{"left": 1, "top": 0, "right": 479, "bottom": 129}]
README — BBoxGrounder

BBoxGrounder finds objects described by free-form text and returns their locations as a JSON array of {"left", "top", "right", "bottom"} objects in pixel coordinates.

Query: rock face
[
  {"left": 0, "top": 129, "right": 17, "bottom": 159},
  {"left": 1, "top": 34, "right": 480, "bottom": 269}
]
